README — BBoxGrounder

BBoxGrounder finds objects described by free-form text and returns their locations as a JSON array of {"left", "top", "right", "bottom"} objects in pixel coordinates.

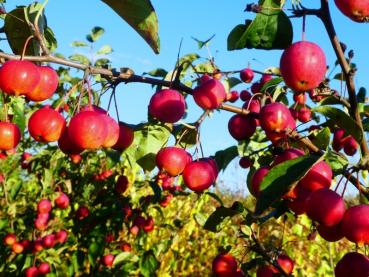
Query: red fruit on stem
[
  {"left": 260, "top": 74, "right": 273, "bottom": 85},
  {"left": 68, "top": 110, "right": 107, "bottom": 149},
  {"left": 159, "top": 193, "right": 173, "bottom": 207},
  {"left": 250, "top": 166, "right": 270, "bottom": 197},
  {"left": 335, "top": 252, "right": 369, "bottom": 277},
  {"left": 143, "top": 216, "right": 154, "bottom": 232},
  {"left": 298, "top": 161, "right": 332, "bottom": 191},
  {"left": 343, "top": 136, "right": 358, "bottom": 156},
  {"left": 112, "top": 122, "right": 134, "bottom": 151},
  {"left": 193, "top": 78, "right": 226, "bottom": 110},
  {"left": 227, "top": 91, "right": 239, "bottom": 103},
  {"left": 70, "top": 154, "right": 82, "bottom": 164},
  {"left": 288, "top": 189, "right": 311, "bottom": 215},
  {"left": 274, "top": 148, "right": 304, "bottom": 166},
  {"left": 12, "top": 241, "right": 24, "bottom": 253},
  {"left": 333, "top": 128, "right": 345, "bottom": 152},
  {"left": 28, "top": 106, "right": 66, "bottom": 143},
  {"left": 199, "top": 157, "right": 219, "bottom": 179},
  {"left": 42, "top": 234, "right": 55, "bottom": 248},
  {"left": 55, "top": 230, "right": 68, "bottom": 244},
  {"left": 115, "top": 175, "right": 129, "bottom": 194},
  {"left": 100, "top": 114, "right": 119, "bottom": 148},
  {"left": 277, "top": 254, "right": 294, "bottom": 275},
  {"left": 25, "top": 266, "right": 40, "bottom": 277},
  {"left": 58, "top": 127, "right": 84, "bottom": 155},
  {"left": 306, "top": 188, "right": 346, "bottom": 226},
  {"left": 239, "top": 157, "right": 252, "bottom": 169},
  {"left": 27, "top": 66, "right": 58, "bottom": 102},
  {"left": 38, "top": 262, "right": 51, "bottom": 275},
  {"left": 250, "top": 82, "right": 262, "bottom": 94},
  {"left": 0, "top": 60, "right": 40, "bottom": 96},
  {"left": 239, "top": 90, "right": 252, "bottom": 101},
  {"left": 76, "top": 206, "right": 89, "bottom": 220},
  {"left": 293, "top": 92, "right": 306, "bottom": 104},
  {"left": 341, "top": 204, "right": 369, "bottom": 244},
  {"left": 228, "top": 114, "right": 257, "bottom": 141},
  {"left": 182, "top": 160, "right": 216, "bottom": 192},
  {"left": 0, "top": 122, "right": 21, "bottom": 151},
  {"left": 156, "top": 147, "right": 191, "bottom": 176},
  {"left": 242, "top": 99, "right": 260, "bottom": 113},
  {"left": 102, "top": 254, "right": 115, "bottom": 267},
  {"left": 148, "top": 89, "right": 186, "bottom": 123},
  {"left": 55, "top": 192, "right": 69, "bottom": 209},
  {"left": 240, "top": 68, "right": 254, "bottom": 83},
  {"left": 3, "top": 233, "right": 16, "bottom": 246},
  {"left": 37, "top": 199, "right": 52, "bottom": 214},
  {"left": 32, "top": 239, "right": 43, "bottom": 253},
  {"left": 334, "top": 0, "right": 369, "bottom": 22},
  {"left": 280, "top": 41, "right": 326, "bottom": 92},
  {"left": 259, "top": 103, "right": 295, "bottom": 133},
  {"left": 297, "top": 107, "right": 311, "bottom": 123},
  {"left": 317, "top": 223, "right": 344, "bottom": 242},
  {"left": 212, "top": 253, "right": 238, "bottom": 277},
  {"left": 256, "top": 265, "right": 277, "bottom": 277},
  {"left": 120, "top": 242, "right": 132, "bottom": 252}
]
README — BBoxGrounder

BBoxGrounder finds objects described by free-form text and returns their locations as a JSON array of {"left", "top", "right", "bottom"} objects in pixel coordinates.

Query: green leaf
[
  {"left": 225, "top": 77, "right": 242, "bottom": 89},
  {"left": 97, "top": 45, "right": 113, "bottom": 55},
  {"left": 334, "top": 72, "right": 345, "bottom": 81},
  {"left": 204, "top": 201, "right": 245, "bottom": 232},
  {"left": 319, "top": 96, "right": 343, "bottom": 106},
  {"left": 260, "top": 77, "right": 283, "bottom": 92},
  {"left": 179, "top": 53, "right": 200, "bottom": 70},
  {"left": 357, "top": 87, "right": 367, "bottom": 103},
  {"left": 313, "top": 127, "right": 331, "bottom": 150},
  {"left": 228, "top": 0, "right": 292, "bottom": 50},
  {"left": 324, "top": 149, "right": 348, "bottom": 175},
  {"left": 94, "top": 58, "right": 110, "bottom": 67},
  {"left": 9, "top": 97, "right": 26, "bottom": 133},
  {"left": 69, "top": 54, "right": 90, "bottom": 65},
  {"left": 255, "top": 155, "right": 321, "bottom": 215},
  {"left": 4, "top": 5, "right": 46, "bottom": 55},
  {"left": 88, "top": 242, "right": 104, "bottom": 267},
  {"left": 86, "top": 26, "right": 105, "bottom": 42},
  {"left": 313, "top": 106, "right": 362, "bottom": 143},
  {"left": 173, "top": 125, "right": 197, "bottom": 148},
  {"left": 191, "top": 34, "right": 215, "bottom": 49},
  {"left": 363, "top": 117, "right": 369, "bottom": 132},
  {"left": 113, "top": 252, "right": 138, "bottom": 266},
  {"left": 44, "top": 27, "right": 58, "bottom": 52},
  {"left": 71, "top": 41, "right": 89, "bottom": 47},
  {"left": 214, "top": 146, "right": 238, "bottom": 172},
  {"left": 144, "top": 68, "right": 168, "bottom": 78},
  {"left": 101, "top": 0, "right": 160, "bottom": 54},
  {"left": 139, "top": 250, "right": 160, "bottom": 277},
  {"left": 124, "top": 123, "right": 171, "bottom": 171}
]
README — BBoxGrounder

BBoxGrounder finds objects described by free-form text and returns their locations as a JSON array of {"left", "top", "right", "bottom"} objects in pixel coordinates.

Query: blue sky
[{"left": 5, "top": 1, "right": 369, "bottom": 195}]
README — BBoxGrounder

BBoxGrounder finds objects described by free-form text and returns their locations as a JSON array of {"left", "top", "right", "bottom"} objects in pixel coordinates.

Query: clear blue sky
[{"left": 5, "top": 1, "right": 369, "bottom": 195}]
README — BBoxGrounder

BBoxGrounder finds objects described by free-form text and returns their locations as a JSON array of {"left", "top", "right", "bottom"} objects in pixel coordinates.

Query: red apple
[
  {"left": 28, "top": 106, "right": 66, "bottom": 142},
  {"left": 182, "top": 160, "right": 216, "bottom": 192},
  {"left": 227, "top": 91, "right": 239, "bottom": 103},
  {"left": 256, "top": 265, "right": 277, "bottom": 277},
  {"left": 102, "top": 254, "right": 115, "bottom": 267},
  {"left": 277, "top": 254, "right": 294, "bottom": 275},
  {"left": 193, "top": 78, "right": 226, "bottom": 110},
  {"left": 148, "top": 89, "right": 186, "bottom": 123},
  {"left": 239, "top": 157, "right": 252, "bottom": 169},
  {"left": 280, "top": 41, "right": 326, "bottom": 92},
  {"left": 298, "top": 161, "right": 332, "bottom": 192},
  {"left": 143, "top": 216, "right": 154, "bottom": 232},
  {"left": 259, "top": 103, "right": 296, "bottom": 133},
  {"left": 250, "top": 166, "right": 270, "bottom": 197},
  {"left": 37, "top": 199, "right": 52, "bottom": 214},
  {"left": 212, "top": 253, "right": 238, "bottom": 277},
  {"left": 76, "top": 206, "right": 89, "bottom": 220},
  {"left": 38, "top": 262, "right": 50, "bottom": 275},
  {"left": 12, "top": 241, "right": 24, "bottom": 253},
  {"left": 228, "top": 114, "right": 257, "bottom": 141},
  {"left": 240, "top": 68, "right": 254, "bottom": 83},
  {"left": 115, "top": 175, "right": 129, "bottom": 194},
  {"left": 317, "top": 223, "right": 344, "bottom": 242},
  {"left": 333, "top": 128, "right": 345, "bottom": 152},
  {"left": 112, "top": 122, "right": 134, "bottom": 151},
  {"left": 42, "top": 234, "right": 55, "bottom": 248},
  {"left": 335, "top": 252, "right": 369, "bottom": 277},
  {"left": 101, "top": 114, "right": 119, "bottom": 148},
  {"left": 120, "top": 242, "right": 132, "bottom": 252},
  {"left": 55, "top": 192, "right": 69, "bottom": 209},
  {"left": 3, "top": 233, "right": 16, "bottom": 246},
  {"left": 156, "top": 146, "right": 191, "bottom": 176},
  {"left": 341, "top": 204, "right": 369, "bottom": 244},
  {"left": 0, "top": 122, "right": 21, "bottom": 150},
  {"left": 25, "top": 266, "right": 40, "bottom": 277},
  {"left": 58, "top": 127, "right": 84, "bottom": 155},
  {"left": 274, "top": 148, "right": 304, "bottom": 166},
  {"left": 240, "top": 90, "right": 252, "bottom": 101},
  {"left": 260, "top": 74, "right": 273, "bottom": 85},
  {"left": 242, "top": 99, "right": 260, "bottom": 114},
  {"left": 69, "top": 154, "right": 82, "bottom": 164},
  {"left": 306, "top": 188, "right": 346, "bottom": 226},
  {"left": 0, "top": 60, "right": 40, "bottom": 96},
  {"left": 293, "top": 92, "right": 306, "bottom": 104},
  {"left": 27, "top": 66, "right": 58, "bottom": 102},
  {"left": 251, "top": 82, "right": 262, "bottom": 94},
  {"left": 343, "top": 136, "right": 358, "bottom": 156},
  {"left": 55, "top": 230, "right": 68, "bottom": 244},
  {"left": 334, "top": 0, "right": 369, "bottom": 22},
  {"left": 298, "top": 107, "right": 311, "bottom": 123}
]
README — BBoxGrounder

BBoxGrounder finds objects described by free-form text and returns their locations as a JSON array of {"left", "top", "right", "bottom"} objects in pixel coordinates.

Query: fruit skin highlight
[
  {"left": 334, "top": 0, "right": 369, "bottom": 22},
  {"left": 193, "top": 78, "right": 226, "bottom": 110}
]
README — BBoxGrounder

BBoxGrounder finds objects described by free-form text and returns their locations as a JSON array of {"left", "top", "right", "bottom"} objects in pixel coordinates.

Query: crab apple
[
  {"left": 100, "top": 114, "right": 119, "bottom": 148},
  {"left": 306, "top": 188, "right": 346, "bottom": 226},
  {"left": 341, "top": 204, "right": 369, "bottom": 244},
  {"left": 112, "top": 122, "right": 134, "bottom": 151},
  {"left": 25, "top": 267, "right": 40, "bottom": 277},
  {"left": 260, "top": 74, "right": 273, "bottom": 85},
  {"left": 277, "top": 254, "right": 294, "bottom": 275},
  {"left": 289, "top": 108, "right": 298, "bottom": 120},
  {"left": 212, "top": 253, "right": 238, "bottom": 277},
  {"left": 28, "top": 106, "right": 66, "bottom": 143},
  {"left": 199, "top": 74, "right": 212, "bottom": 84},
  {"left": 227, "top": 90, "right": 239, "bottom": 103},
  {"left": 58, "top": 127, "right": 83, "bottom": 155},
  {"left": 256, "top": 265, "right": 277, "bottom": 277},
  {"left": 3, "top": 233, "right": 16, "bottom": 246},
  {"left": 68, "top": 110, "right": 107, "bottom": 149},
  {"left": 32, "top": 239, "right": 44, "bottom": 253},
  {"left": 182, "top": 160, "right": 216, "bottom": 192},
  {"left": 242, "top": 99, "right": 260, "bottom": 113},
  {"left": 317, "top": 223, "right": 344, "bottom": 242},
  {"left": 42, "top": 234, "right": 56, "bottom": 248},
  {"left": 199, "top": 157, "right": 219, "bottom": 179},
  {"left": 76, "top": 206, "right": 89, "bottom": 220},
  {"left": 293, "top": 92, "right": 306, "bottom": 104},
  {"left": 120, "top": 242, "right": 132, "bottom": 252},
  {"left": 70, "top": 154, "right": 82, "bottom": 164},
  {"left": 27, "top": 66, "right": 58, "bottom": 102},
  {"left": 288, "top": 188, "right": 311, "bottom": 215},
  {"left": 274, "top": 148, "right": 304, "bottom": 166},
  {"left": 250, "top": 82, "right": 262, "bottom": 94},
  {"left": 0, "top": 122, "right": 21, "bottom": 151},
  {"left": 240, "top": 68, "right": 254, "bottom": 83},
  {"left": 280, "top": 41, "right": 326, "bottom": 92},
  {"left": 115, "top": 175, "right": 129, "bottom": 194},
  {"left": 0, "top": 60, "right": 40, "bottom": 96},
  {"left": 335, "top": 252, "right": 369, "bottom": 277},
  {"left": 37, "top": 199, "right": 52, "bottom": 214},
  {"left": 35, "top": 215, "right": 49, "bottom": 231},
  {"left": 228, "top": 114, "right": 257, "bottom": 141},
  {"left": 309, "top": 88, "right": 324, "bottom": 102},
  {"left": 259, "top": 102, "right": 295, "bottom": 133},
  {"left": 143, "top": 216, "right": 155, "bottom": 232},
  {"left": 105, "top": 233, "right": 115, "bottom": 243},
  {"left": 298, "top": 161, "right": 332, "bottom": 192},
  {"left": 156, "top": 146, "right": 191, "bottom": 176},
  {"left": 38, "top": 262, "right": 50, "bottom": 275},
  {"left": 240, "top": 90, "right": 252, "bottom": 101},
  {"left": 333, "top": 128, "right": 345, "bottom": 152},
  {"left": 55, "top": 230, "right": 68, "bottom": 244},
  {"left": 193, "top": 78, "right": 226, "bottom": 110},
  {"left": 102, "top": 254, "right": 115, "bottom": 267},
  {"left": 249, "top": 166, "right": 270, "bottom": 197},
  {"left": 12, "top": 241, "right": 24, "bottom": 253},
  {"left": 343, "top": 136, "right": 358, "bottom": 156},
  {"left": 159, "top": 193, "right": 173, "bottom": 207},
  {"left": 334, "top": 0, "right": 369, "bottom": 22},
  {"left": 239, "top": 157, "right": 252, "bottom": 169},
  {"left": 55, "top": 192, "right": 69, "bottom": 209},
  {"left": 297, "top": 107, "right": 311, "bottom": 123},
  {"left": 130, "top": 225, "right": 140, "bottom": 236},
  {"left": 148, "top": 89, "right": 186, "bottom": 123}
]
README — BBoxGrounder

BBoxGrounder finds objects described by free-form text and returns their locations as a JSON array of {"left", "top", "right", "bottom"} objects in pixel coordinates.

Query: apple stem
[
  {"left": 113, "top": 87, "right": 120, "bottom": 123},
  {"left": 301, "top": 14, "right": 306, "bottom": 41},
  {"left": 20, "top": 35, "right": 34, "bottom": 61},
  {"left": 54, "top": 81, "right": 81, "bottom": 111}
]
